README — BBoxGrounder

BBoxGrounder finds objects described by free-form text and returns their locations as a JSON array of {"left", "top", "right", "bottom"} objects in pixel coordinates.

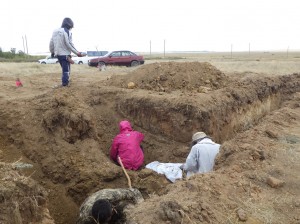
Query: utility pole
[
  {"left": 231, "top": 44, "right": 233, "bottom": 58},
  {"left": 163, "top": 39, "right": 166, "bottom": 58},
  {"left": 22, "top": 36, "right": 26, "bottom": 53},
  {"left": 150, "top": 40, "right": 151, "bottom": 56},
  {"left": 25, "top": 35, "right": 28, "bottom": 54},
  {"left": 249, "top": 43, "right": 250, "bottom": 55}
]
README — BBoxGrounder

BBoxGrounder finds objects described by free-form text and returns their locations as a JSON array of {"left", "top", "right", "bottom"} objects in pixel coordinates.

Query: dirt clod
[
  {"left": 266, "top": 176, "right": 285, "bottom": 188},
  {"left": 237, "top": 208, "right": 248, "bottom": 221}
]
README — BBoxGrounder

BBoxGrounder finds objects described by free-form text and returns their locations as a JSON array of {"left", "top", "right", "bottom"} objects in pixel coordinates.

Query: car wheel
[
  {"left": 131, "top": 60, "right": 140, "bottom": 67},
  {"left": 78, "top": 61, "right": 83, "bottom": 64},
  {"left": 98, "top": 61, "right": 106, "bottom": 67},
  {"left": 41, "top": 62, "right": 46, "bottom": 64}
]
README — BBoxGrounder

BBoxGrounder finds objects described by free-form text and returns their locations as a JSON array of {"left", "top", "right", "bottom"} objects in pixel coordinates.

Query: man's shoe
[
  {"left": 52, "top": 84, "right": 69, "bottom": 89},
  {"left": 52, "top": 84, "right": 63, "bottom": 89}
]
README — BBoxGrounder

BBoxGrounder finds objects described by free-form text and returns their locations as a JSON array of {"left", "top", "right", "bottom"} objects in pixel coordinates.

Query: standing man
[
  {"left": 49, "top": 17, "right": 84, "bottom": 87},
  {"left": 182, "top": 131, "right": 220, "bottom": 177}
]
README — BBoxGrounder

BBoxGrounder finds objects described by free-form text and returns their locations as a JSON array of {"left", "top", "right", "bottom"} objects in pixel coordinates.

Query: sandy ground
[{"left": 0, "top": 51, "right": 300, "bottom": 224}]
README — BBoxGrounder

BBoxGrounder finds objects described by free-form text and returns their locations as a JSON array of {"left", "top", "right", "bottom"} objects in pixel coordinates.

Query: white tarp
[{"left": 146, "top": 161, "right": 183, "bottom": 183}]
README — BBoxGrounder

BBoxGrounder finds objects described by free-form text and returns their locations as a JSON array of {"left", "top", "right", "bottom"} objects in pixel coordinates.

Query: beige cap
[{"left": 192, "top": 132, "right": 207, "bottom": 142}]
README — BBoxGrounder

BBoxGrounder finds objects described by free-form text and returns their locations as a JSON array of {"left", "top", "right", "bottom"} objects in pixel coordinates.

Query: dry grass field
[
  {"left": 148, "top": 51, "right": 300, "bottom": 75},
  {"left": 1, "top": 51, "right": 300, "bottom": 78}
]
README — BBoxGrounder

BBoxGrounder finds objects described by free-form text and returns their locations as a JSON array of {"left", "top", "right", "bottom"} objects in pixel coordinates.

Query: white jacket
[
  {"left": 49, "top": 28, "right": 79, "bottom": 56},
  {"left": 183, "top": 138, "right": 220, "bottom": 177}
]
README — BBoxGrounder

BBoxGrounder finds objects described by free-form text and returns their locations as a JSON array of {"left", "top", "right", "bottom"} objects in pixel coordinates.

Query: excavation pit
[{"left": 0, "top": 61, "right": 300, "bottom": 223}]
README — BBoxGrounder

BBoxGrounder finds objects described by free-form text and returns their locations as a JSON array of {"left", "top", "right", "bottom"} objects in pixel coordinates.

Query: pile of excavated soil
[
  {"left": 0, "top": 62, "right": 300, "bottom": 224},
  {"left": 106, "top": 61, "right": 229, "bottom": 92},
  {"left": 0, "top": 161, "right": 54, "bottom": 224}
]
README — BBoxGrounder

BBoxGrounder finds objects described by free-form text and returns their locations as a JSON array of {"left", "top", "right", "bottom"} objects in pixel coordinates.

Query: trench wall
[{"left": 116, "top": 74, "right": 300, "bottom": 143}]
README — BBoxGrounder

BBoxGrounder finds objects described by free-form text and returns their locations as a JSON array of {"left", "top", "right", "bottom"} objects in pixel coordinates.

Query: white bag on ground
[{"left": 146, "top": 161, "right": 183, "bottom": 183}]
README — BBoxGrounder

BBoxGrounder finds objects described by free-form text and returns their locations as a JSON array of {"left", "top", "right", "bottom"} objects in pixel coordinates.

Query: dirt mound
[
  {"left": 107, "top": 62, "right": 229, "bottom": 92},
  {"left": 0, "top": 161, "right": 54, "bottom": 224}
]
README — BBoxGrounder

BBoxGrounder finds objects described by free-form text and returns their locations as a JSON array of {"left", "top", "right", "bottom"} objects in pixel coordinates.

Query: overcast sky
[{"left": 1, "top": 0, "right": 299, "bottom": 54}]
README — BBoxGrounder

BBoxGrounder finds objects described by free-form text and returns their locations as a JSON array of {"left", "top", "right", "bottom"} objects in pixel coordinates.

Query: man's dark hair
[
  {"left": 61, "top": 17, "right": 74, "bottom": 29},
  {"left": 92, "top": 199, "right": 112, "bottom": 223}
]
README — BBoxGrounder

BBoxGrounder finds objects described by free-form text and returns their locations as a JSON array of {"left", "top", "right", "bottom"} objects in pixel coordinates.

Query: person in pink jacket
[{"left": 110, "top": 120, "right": 145, "bottom": 170}]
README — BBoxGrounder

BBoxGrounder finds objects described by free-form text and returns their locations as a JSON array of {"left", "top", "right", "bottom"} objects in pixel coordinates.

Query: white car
[
  {"left": 72, "top": 51, "right": 109, "bottom": 64},
  {"left": 38, "top": 56, "right": 59, "bottom": 64},
  {"left": 72, "top": 56, "right": 93, "bottom": 65}
]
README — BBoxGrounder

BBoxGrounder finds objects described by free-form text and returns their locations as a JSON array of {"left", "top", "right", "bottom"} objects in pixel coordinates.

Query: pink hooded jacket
[{"left": 110, "top": 121, "right": 144, "bottom": 170}]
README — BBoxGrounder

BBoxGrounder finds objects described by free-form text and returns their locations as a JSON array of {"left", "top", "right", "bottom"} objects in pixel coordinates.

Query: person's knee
[{"left": 92, "top": 199, "right": 112, "bottom": 223}]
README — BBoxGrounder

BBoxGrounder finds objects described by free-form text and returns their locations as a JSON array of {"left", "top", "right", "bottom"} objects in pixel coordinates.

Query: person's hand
[
  {"left": 51, "top": 53, "right": 55, "bottom": 58},
  {"left": 67, "top": 56, "right": 75, "bottom": 64},
  {"left": 77, "top": 52, "right": 87, "bottom": 57},
  {"left": 179, "top": 164, "right": 184, "bottom": 170}
]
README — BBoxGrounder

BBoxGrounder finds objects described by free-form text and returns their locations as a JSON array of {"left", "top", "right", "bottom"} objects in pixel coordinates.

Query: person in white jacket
[
  {"left": 182, "top": 131, "right": 220, "bottom": 177},
  {"left": 49, "top": 17, "right": 84, "bottom": 87}
]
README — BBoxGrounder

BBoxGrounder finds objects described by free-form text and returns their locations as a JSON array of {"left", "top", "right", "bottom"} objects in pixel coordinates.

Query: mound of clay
[
  {"left": 107, "top": 62, "right": 228, "bottom": 92},
  {"left": 0, "top": 162, "right": 54, "bottom": 224}
]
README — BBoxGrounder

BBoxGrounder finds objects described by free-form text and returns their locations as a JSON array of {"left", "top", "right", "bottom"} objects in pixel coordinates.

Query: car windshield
[
  {"left": 103, "top": 52, "right": 111, "bottom": 57},
  {"left": 128, "top": 51, "right": 136, "bottom": 56}
]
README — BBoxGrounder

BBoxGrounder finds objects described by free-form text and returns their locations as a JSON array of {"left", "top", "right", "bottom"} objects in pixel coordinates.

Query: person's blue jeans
[{"left": 57, "top": 55, "right": 71, "bottom": 86}]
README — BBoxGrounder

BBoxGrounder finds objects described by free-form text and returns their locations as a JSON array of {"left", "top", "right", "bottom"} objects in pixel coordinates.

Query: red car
[{"left": 88, "top": 50, "right": 144, "bottom": 67}]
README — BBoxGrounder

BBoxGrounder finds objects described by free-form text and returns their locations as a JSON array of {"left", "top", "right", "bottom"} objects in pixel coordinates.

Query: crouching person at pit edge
[
  {"left": 110, "top": 120, "right": 145, "bottom": 170},
  {"left": 181, "top": 131, "right": 220, "bottom": 177},
  {"left": 76, "top": 188, "right": 143, "bottom": 224}
]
